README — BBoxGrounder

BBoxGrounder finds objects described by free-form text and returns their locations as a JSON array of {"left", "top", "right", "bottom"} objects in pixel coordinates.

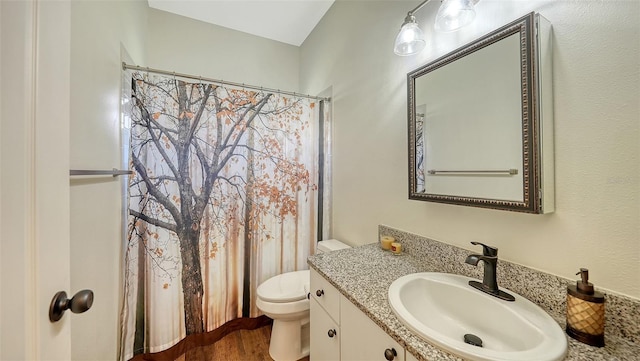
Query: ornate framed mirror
[{"left": 408, "top": 12, "right": 554, "bottom": 213}]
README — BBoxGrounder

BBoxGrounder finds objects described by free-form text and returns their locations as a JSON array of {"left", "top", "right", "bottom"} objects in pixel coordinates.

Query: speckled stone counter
[{"left": 307, "top": 226, "right": 640, "bottom": 361}]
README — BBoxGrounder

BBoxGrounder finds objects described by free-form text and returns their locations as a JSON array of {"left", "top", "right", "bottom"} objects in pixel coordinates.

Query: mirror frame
[{"left": 408, "top": 12, "right": 546, "bottom": 213}]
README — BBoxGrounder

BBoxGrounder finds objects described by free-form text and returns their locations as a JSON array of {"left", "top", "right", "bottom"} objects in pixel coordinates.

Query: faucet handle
[{"left": 470, "top": 241, "right": 498, "bottom": 257}]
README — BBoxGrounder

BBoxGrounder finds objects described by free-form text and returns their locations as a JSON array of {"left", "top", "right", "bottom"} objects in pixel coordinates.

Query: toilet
[{"left": 256, "top": 239, "right": 350, "bottom": 361}]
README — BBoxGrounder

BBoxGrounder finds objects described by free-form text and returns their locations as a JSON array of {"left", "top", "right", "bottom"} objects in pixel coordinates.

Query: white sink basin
[{"left": 388, "top": 273, "right": 567, "bottom": 361}]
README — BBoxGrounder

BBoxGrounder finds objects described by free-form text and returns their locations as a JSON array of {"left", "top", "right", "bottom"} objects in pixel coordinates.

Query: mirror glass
[{"left": 408, "top": 12, "right": 554, "bottom": 213}]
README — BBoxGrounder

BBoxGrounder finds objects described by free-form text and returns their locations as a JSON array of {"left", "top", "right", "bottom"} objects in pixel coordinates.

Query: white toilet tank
[{"left": 316, "top": 239, "right": 350, "bottom": 254}]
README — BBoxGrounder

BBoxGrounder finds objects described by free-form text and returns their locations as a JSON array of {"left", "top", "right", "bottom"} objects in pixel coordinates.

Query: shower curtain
[{"left": 119, "top": 72, "right": 327, "bottom": 360}]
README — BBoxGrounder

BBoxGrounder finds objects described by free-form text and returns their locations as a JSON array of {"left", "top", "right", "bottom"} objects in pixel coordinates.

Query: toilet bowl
[{"left": 256, "top": 239, "right": 350, "bottom": 361}]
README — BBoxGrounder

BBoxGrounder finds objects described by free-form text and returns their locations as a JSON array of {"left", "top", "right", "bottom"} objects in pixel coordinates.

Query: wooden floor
[{"left": 176, "top": 324, "right": 310, "bottom": 361}]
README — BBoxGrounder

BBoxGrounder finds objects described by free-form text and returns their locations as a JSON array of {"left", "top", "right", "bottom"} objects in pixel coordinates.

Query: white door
[{"left": 1, "top": 0, "right": 72, "bottom": 359}]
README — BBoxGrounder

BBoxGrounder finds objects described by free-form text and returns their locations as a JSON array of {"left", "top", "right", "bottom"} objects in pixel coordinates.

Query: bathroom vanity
[
  {"left": 310, "top": 269, "right": 413, "bottom": 361},
  {"left": 307, "top": 229, "right": 640, "bottom": 361},
  {"left": 309, "top": 246, "right": 475, "bottom": 361}
]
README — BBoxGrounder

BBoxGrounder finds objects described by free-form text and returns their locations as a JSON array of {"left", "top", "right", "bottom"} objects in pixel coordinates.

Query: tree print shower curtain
[{"left": 119, "top": 72, "right": 325, "bottom": 359}]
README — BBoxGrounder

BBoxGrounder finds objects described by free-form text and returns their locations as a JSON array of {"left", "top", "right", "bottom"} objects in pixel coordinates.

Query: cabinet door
[
  {"left": 340, "top": 297, "right": 405, "bottom": 361},
  {"left": 310, "top": 297, "right": 340, "bottom": 361},
  {"left": 310, "top": 269, "right": 341, "bottom": 322}
]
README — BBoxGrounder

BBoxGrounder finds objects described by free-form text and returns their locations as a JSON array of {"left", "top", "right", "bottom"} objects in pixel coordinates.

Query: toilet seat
[{"left": 257, "top": 270, "right": 310, "bottom": 303}]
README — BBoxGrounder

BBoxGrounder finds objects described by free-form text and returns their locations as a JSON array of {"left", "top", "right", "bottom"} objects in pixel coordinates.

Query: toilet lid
[{"left": 257, "top": 270, "right": 310, "bottom": 303}]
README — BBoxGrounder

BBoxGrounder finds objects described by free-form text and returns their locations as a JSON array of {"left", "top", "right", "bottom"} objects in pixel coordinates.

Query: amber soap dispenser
[{"left": 566, "top": 268, "right": 605, "bottom": 347}]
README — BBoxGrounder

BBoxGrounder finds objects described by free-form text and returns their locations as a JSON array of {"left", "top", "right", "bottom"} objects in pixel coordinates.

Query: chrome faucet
[{"left": 465, "top": 241, "right": 515, "bottom": 302}]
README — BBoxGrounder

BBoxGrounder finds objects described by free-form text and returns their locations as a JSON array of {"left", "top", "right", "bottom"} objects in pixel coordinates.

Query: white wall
[
  {"left": 70, "top": 1, "right": 147, "bottom": 360},
  {"left": 300, "top": 0, "right": 640, "bottom": 298},
  {"left": 145, "top": 8, "right": 300, "bottom": 91}
]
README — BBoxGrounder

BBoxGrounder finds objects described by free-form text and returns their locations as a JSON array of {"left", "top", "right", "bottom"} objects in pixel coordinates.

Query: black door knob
[
  {"left": 327, "top": 329, "right": 337, "bottom": 338},
  {"left": 316, "top": 289, "right": 324, "bottom": 297},
  {"left": 49, "top": 289, "right": 94, "bottom": 322},
  {"left": 384, "top": 348, "right": 397, "bottom": 360}
]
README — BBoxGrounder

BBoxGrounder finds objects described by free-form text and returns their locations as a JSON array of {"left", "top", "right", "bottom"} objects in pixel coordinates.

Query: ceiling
[{"left": 147, "top": 0, "right": 335, "bottom": 46}]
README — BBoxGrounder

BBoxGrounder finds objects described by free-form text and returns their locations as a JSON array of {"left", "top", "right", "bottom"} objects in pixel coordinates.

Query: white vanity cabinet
[
  {"left": 340, "top": 297, "right": 405, "bottom": 361},
  {"left": 310, "top": 269, "right": 406, "bottom": 361}
]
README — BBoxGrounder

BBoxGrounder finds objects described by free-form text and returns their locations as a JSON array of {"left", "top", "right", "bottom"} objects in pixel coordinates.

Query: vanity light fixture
[{"left": 393, "top": 0, "right": 480, "bottom": 56}]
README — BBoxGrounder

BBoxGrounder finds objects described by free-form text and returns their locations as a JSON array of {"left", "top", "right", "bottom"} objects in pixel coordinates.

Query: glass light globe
[
  {"left": 435, "top": 0, "right": 477, "bottom": 32},
  {"left": 394, "top": 21, "right": 426, "bottom": 56}
]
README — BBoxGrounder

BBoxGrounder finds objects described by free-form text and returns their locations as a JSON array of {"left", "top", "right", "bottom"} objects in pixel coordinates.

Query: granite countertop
[{"left": 307, "top": 243, "right": 639, "bottom": 361}]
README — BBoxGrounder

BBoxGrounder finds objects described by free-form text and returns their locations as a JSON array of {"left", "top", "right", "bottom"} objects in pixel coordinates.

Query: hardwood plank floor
[{"left": 176, "top": 324, "right": 310, "bottom": 361}]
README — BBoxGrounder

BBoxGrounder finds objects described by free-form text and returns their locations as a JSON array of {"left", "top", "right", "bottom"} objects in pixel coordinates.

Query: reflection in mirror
[{"left": 408, "top": 12, "right": 554, "bottom": 213}]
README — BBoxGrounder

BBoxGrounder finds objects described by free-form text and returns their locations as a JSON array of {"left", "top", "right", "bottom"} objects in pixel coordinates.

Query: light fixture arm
[
  {"left": 403, "top": 0, "right": 482, "bottom": 26},
  {"left": 407, "top": 0, "right": 433, "bottom": 17}
]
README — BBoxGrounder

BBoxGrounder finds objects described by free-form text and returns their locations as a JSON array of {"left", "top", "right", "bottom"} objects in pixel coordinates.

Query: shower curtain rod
[{"left": 122, "top": 62, "right": 331, "bottom": 102}]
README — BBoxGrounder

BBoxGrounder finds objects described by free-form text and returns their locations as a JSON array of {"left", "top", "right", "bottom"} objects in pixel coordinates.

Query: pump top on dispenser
[
  {"left": 575, "top": 268, "right": 595, "bottom": 294},
  {"left": 566, "top": 268, "right": 605, "bottom": 347}
]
